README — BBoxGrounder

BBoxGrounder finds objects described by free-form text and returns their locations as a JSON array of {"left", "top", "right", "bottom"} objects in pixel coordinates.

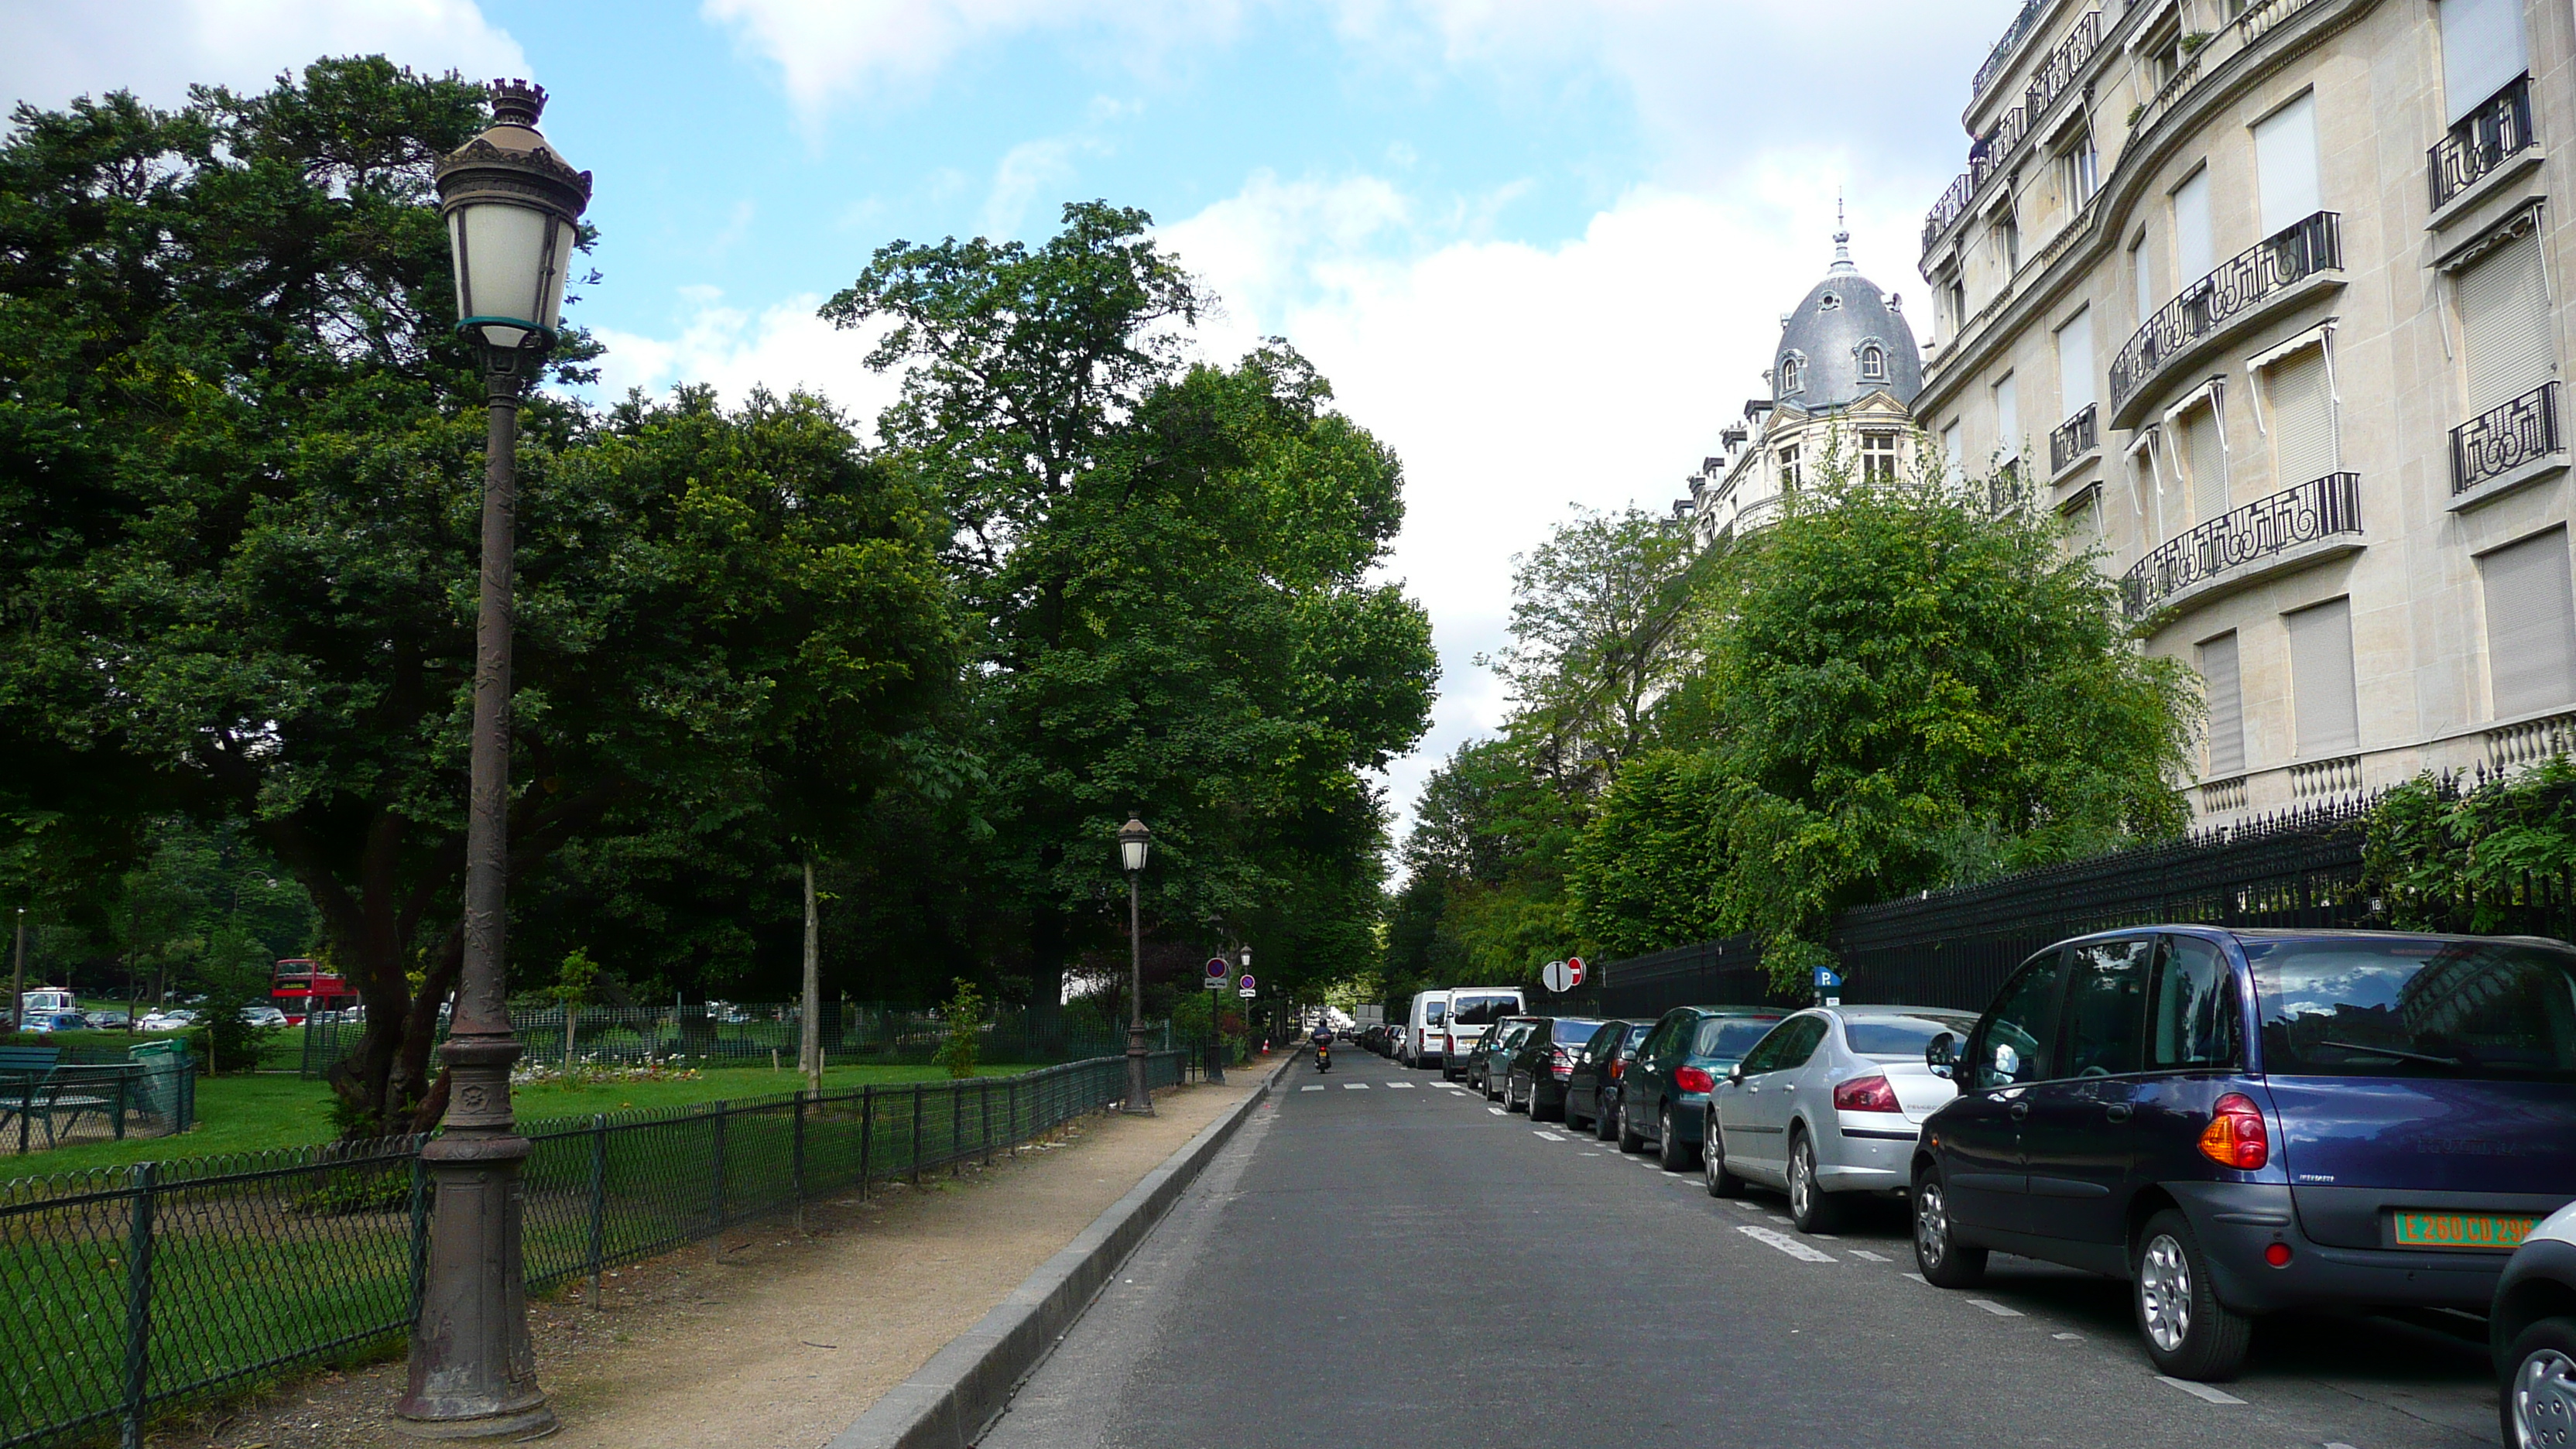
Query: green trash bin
[{"left": 128, "top": 1040, "right": 194, "bottom": 1132}]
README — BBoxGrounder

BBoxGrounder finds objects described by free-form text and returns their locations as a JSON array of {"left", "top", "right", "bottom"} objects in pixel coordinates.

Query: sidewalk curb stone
[{"left": 824, "top": 1053, "right": 1295, "bottom": 1449}]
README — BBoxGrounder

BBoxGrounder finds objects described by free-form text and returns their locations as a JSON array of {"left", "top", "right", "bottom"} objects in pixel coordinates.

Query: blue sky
[{"left": 6, "top": 0, "right": 2024, "bottom": 836}]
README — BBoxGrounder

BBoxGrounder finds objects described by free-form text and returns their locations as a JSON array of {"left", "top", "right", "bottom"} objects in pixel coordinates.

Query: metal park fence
[
  {"left": 300, "top": 1001, "right": 1154, "bottom": 1081},
  {"left": 0, "top": 1050, "right": 1191, "bottom": 1449}
]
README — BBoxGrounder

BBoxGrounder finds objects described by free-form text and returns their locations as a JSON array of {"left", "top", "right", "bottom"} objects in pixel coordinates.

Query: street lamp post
[
  {"left": 394, "top": 79, "right": 590, "bottom": 1441},
  {"left": 1118, "top": 817, "right": 1153, "bottom": 1115}
]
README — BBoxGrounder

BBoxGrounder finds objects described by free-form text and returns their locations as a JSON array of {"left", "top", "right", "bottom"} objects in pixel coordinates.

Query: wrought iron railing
[
  {"left": 1971, "top": 0, "right": 2050, "bottom": 101},
  {"left": 2109, "top": 211, "right": 2341, "bottom": 416},
  {"left": 2120, "top": 471, "right": 2360, "bottom": 619},
  {"left": 1923, "top": 171, "right": 1976, "bottom": 254},
  {"left": 2050, "top": 403, "right": 2098, "bottom": 474},
  {"left": 2430, "top": 75, "right": 2536, "bottom": 211},
  {"left": 1988, "top": 461, "right": 2029, "bottom": 515},
  {"left": 2025, "top": 9, "right": 2102, "bottom": 122},
  {"left": 2451, "top": 381, "right": 2563, "bottom": 495}
]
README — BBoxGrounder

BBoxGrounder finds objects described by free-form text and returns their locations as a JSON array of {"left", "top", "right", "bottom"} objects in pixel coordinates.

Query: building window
[
  {"left": 2055, "top": 306, "right": 2095, "bottom": 416},
  {"left": 1995, "top": 208, "right": 2021, "bottom": 273},
  {"left": 1778, "top": 444, "right": 1801, "bottom": 491},
  {"left": 2441, "top": 0, "right": 2530, "bottom": 125},
  {"left": 2199, "top": 632, "right": 2245, "bottom": 778},
  {"left": 1820, "top": 291, "right": 1841, "bottom": 311},
  {"left": 2252, "top": 93, "right": 2319, "bottom": 238},
  {"left": 2058, "top": 127, "right": 2099, "bottom": 207},
  {"left": 2180, "top": 396, "right": 2228, "bottom": 522},
  {"left": 1858, "top": 343, "right": 1886, "bottom": 382},
  {"left": 2173, "top": 168, "right": 2213, "bottom": 289},
  {"left": 2482, "top": 528, "right": 2576, "bottom": 717},
  {"left": 1779, "top": 355, "right": 1804, "bottom": 395},
  {"left": 1946, "top": 277, "right": 1968, "bottom": 333},
  {"left": 2287, "top": 598, "right": 2360, "bottom": 757},
  {"left": 1993, "top": 373, "right": 2019, "bottom": 464},
  {"left": 2130, "top": 234, "right": 2155, "bottom": 324},
  {"left": 1862, "top": 432, "right": 1899, "bottom": 482},
  {"left": 2264, "top": 345, "right": 2336, "bottom": 488},
  {"left": 1942, "top": 421, "right": 1962, "bottom": 478},
  {"left": 2458, "top": 229, "right": 2555, "bottom": 413}
]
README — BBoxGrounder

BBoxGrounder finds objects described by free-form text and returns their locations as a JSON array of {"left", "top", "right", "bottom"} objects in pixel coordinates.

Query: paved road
[{"left": 981, "top": 1049, "right": 2502, "bottom": 1448}]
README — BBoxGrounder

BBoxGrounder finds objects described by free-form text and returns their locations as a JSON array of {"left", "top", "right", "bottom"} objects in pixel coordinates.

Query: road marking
[
  {"left": 1341, "top": 1082, "right": 1369, "bottom": 1090},
  {"left": 1769, "top": 1215, "right": 1793, "bottom": 1225},
  {"left": 1486, "top": 1106, "right": 1506, "bottom": 1116},
  {"left": 1848, "top": 1249, "right": 1890, "bottom": 1262},
  {"left": 2052, "top": 1332, "right": 2083, "bottom": 1342},
  {"left": 1580, "top": 1152, "right": 1602, "bottom": 1157},
  {"left": 1737, "top": 1225, "right": 1837, "bottom": 1263},
  {"left": 1729, "top": 1201, "right": 1759, "bottom": 1212},
  {"left": 1901, "top": 1273, "right": 1930, "bottom": 1285},
  {"left": 1533, "top": 1130, "right": 1566, "bottom": 1141},
  {"left": 2154, "top": 1376, "right": 2246, "bottom": 1406},
  {"left": 1299, "top": 1085, "right": 1324, "bottom": 1092},
  {"left": 1386, "top": 1082, "right": 1416, "bottom": 1089},
  {"left": 1965, "top": 1299, "right": 2024, "bottom": 1318}
]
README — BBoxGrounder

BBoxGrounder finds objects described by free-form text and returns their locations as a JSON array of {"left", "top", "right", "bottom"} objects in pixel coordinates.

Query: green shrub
[{"left": 936, "top": 979, "right": 984, "bottom": 1079}]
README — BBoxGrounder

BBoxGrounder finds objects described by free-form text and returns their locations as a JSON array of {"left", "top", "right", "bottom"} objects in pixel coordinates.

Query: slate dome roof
[{"left": 1773, "top": 225, "right": 1922, "bottom": 412}]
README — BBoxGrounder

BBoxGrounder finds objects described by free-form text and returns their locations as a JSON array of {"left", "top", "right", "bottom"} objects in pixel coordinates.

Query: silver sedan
[{"left": 1704, "top": 1005, "right": 1979, "bottom": 1233}]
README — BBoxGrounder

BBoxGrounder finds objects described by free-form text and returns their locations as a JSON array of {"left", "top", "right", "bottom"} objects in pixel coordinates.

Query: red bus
[{"left": 272, "top": 959, "right": 357, "bottom": 1025}]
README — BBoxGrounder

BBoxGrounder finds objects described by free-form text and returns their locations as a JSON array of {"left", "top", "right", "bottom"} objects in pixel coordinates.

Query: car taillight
[
  {"left": 1832, "top": 1074, "right": 1901, "bottom": 1112},
  {"left": 2197, "top": 1092, "right": 2269, "bottom": 1170},
  {"left": 1608, "top": 1057, "right": 1625, "bottom": 1080},
  {"left": 1549, "top": 1046, "right": 1574, "bottom": 1077},
  {"left": 1674, "top": 1066, "right": 1715, "bottom": 1093}
]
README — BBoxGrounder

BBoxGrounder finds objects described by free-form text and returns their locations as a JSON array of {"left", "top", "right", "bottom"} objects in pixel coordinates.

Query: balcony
[
  {"left": 2108, "top": 211, "right": 2341, "bottom": 427},
  {"left": 2450, "top": 381, "right": 2564, "bottom": 497},
  {"left": 1988, "top": 461, "right": 2029, "bottom": 516},
  {"left": 2120, "top": 471, "right": 2361, "bottom": 621},
  {"left": 2049, "top": 403, "right": 2098, "bottom": 476},
  {"left": 2024, "top": 9, "right": 2102, "bottom": 124},
  {"left": 2429, "top": 76, "right": 2536, "bottom": 212},
  {"left": 1971, "top": 0, "right": 2050, "bottom": 104}
]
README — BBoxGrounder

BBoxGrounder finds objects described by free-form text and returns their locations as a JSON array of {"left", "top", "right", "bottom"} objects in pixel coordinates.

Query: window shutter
[
  {"left": 2058, "top": 307, "right": 2095, "bottom": 414},
  {"left": 2133, "top": 240, "right": 2156, "bottom": 323},
  {"left": 2482, "top": 528, "right": 2576, "bottom": 717},
  {"left": 2186, "top": 405, "right": 2227, "bottom": 521},
  {"left": 1943, "top": 421, "right": 1962, "bottom": 476},
  {"left": 2174, "top": 171, "right": 2213, "bottom": 286},
  {"left": 1995, "top": 374, "right": 2019, "bottom": 461},
  {"left": 2287, "top": 598, "right": 2360, "bottom": 755},
  {"left": 2459, "top": 233, "right": 2555, "bottom": 413},
  {"left": 2201, "top": 633, "right": 2245, "bottom": 777},
  {"left": 2441, "top": 0, "right": 2529, "bottom": 125},
  {"left": 2267, "top": 347, "right": 2336, "bottom": 488},
  {"left": 2253, "top": 93, "right": 2319, "bottom": 237}
]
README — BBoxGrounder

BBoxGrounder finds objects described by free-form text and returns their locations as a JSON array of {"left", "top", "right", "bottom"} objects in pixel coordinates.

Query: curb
[{"left": 825, "top": 1054, "right": 1293, "bottom": 1449}]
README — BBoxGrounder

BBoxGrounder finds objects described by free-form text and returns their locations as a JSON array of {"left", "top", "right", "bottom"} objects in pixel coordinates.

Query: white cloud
[
  {"left": 0, "top": 0, "right": 525, "bottom": 112},
  {"left": 591, "top": 292, "right": 903, "bottom": 428}
]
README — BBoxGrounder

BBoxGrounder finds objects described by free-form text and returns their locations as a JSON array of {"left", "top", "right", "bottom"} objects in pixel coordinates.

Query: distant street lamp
[
  {"left": 394, "top": 79, "right": 590, "bottom": 1441},
  {"left": 1118, "top": 817, "right": 1154, "bottom": 1115}
]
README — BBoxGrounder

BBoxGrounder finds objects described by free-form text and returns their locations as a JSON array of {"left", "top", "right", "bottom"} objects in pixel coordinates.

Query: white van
[
  {"left": 1402, "top": 990, "right": 1450, "bottom": 1067},
  {"left": 1436, "top": 986, "right": 1529, "bottom": 1081}
]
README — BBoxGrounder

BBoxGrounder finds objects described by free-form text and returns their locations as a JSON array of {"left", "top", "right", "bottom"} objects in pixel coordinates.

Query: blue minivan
[{"left": 1911, "top": 927, "right": 2576, "bottom": 1381}]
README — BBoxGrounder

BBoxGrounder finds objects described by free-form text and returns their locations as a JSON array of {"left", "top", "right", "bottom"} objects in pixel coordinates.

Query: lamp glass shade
[
  {"left": 1119, "top": 838, "right": 1149, "bottom": 872},
  {"left": 450, "top": 202, "right": 575, "bottom": 346}
]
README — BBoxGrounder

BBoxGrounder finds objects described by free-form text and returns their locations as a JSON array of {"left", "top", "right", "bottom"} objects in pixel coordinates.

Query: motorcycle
[{"left": 1314, "top": 1040, "right": 1331, "bottom": 1073}]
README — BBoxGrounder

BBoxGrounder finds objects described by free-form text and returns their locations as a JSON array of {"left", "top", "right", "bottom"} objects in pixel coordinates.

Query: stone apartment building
[{"left": 1913, "top": 0, "right": 2575, "bottom": 821}]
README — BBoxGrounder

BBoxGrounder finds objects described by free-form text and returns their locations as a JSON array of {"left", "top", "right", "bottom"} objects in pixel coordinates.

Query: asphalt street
[{"left": 979, "top": 1048, "right": 2502, "bottom": 1448}]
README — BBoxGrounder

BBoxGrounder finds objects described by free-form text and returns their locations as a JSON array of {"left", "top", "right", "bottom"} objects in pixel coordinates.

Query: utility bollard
[{"left": 707, "top": 1102, "right": 728, "bottom": 1265}]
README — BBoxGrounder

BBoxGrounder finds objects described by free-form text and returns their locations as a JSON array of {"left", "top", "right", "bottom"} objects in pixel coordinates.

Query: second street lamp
[
  {"left": 1118, "top": 817, "right": 1153, "bottom": 1115},
  {"left": 394, "top": 79, "right": 589, "bottom": 1441}
]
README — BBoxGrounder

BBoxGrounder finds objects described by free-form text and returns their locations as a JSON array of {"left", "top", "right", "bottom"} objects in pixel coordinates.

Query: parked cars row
[{"left": 1387, "top": 928, "right": 2576, "bottom": 1438}]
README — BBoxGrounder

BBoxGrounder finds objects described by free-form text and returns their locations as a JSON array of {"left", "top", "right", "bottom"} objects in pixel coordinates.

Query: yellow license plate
[{"left": 2390, "top": 1211, "right": 2541, "bottom": 1250}]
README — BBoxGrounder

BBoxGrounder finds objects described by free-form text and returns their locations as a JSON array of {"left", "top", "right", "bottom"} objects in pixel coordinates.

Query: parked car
[
  {"left": 1502, "top": 1017, "right": 1604, "bottom": 1120},
  {"left": 2492, "top": 1199, "right": 2576, "bottom": 1447},
  {"left": 1706, "top": 1005, "right": 1978, "bottom": 1231},
  {"left": 238, "top": 1005, "right": 289, "bottom": 1028},
  {"left": 84, "top": 1009, "right": 132, "bottom": 1029},
  {"left": 1911, "top": 927, "right": 2576, "bottom": 1382},
  {"left": 20, "top": 1009, "right": 87, "bottom": 1033},
  {"left": 1403, "top": 990, "right": 1451, "bottom": 1068},
  {"left": 1616, "top": 1007, "right": 1786, "bottom": 1170},
  {"left": 1568, "top": 1020, "right": 1652, "bottom": 1140},
  {"left": 1467, "top": 1019, "right": 1540, "bottom": 1099},
  {"left": 1440, "top": 988, "right": 1530, "bottom": 1082},
  {"left": 137, "top": 1009, "right": 197, "bottom": 1032}
]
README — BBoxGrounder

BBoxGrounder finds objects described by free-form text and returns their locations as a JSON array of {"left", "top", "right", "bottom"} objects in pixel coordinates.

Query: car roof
[{"left": 2050, "top": 924, "right": 2572, "bottom": 950}]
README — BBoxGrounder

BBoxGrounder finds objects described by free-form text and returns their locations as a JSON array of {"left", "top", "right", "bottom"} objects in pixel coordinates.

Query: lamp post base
[{"left": 1123, "top": 1023, "right": 1155, "bottom": 1115}]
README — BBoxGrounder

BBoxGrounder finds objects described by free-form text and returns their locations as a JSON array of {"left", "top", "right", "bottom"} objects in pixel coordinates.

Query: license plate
[{"left": 2389, "top": 1211, "right": 2542, "bottom": 1250}]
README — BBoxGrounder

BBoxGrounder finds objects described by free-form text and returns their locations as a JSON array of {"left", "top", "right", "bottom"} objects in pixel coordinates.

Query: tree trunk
[{"left": 800, "top": 853, "right": 822, "bottom": 1093}]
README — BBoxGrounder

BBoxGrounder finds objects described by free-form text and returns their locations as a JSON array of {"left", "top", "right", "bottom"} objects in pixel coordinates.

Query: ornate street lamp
[
  {"left": 393, "top": 79, "right": 590, "bottom": 1441},
  {"left": 1118, "top": 817, "right": 1154, "bottom": 1115}
]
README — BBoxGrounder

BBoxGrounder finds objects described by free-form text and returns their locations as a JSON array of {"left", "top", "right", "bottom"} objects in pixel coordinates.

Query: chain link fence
[{"left": 1, "top": 1050, "right": 1191, "bottom": 1449}]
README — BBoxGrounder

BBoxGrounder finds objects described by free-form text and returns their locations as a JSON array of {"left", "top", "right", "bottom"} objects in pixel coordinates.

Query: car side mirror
[
  {"left": 1925, "top": 1031, "right": 1958, "bottom": 1079},
  {"left": 1726, "top": 1063, "right": 1745, "bottom": 1085}
]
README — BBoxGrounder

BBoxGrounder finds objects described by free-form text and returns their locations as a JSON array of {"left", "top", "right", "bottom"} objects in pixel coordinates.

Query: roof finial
[{"left": 1831, "top": 190, "right": 1855, "bottom": 272}]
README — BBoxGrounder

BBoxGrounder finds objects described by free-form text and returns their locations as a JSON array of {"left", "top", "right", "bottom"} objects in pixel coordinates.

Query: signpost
[
  {"left": 1813, "top": 965, "right": 1843, "bottom": 1006},
  {"left": 1238, "top": 975, "right": 1256, "bottom": 1000},
  {"left": 1204, "top": 957, "right": 1228, "bottom": 991},
  {"left": 1541, "top": 956, "right": 1589, "bottom": 994}
]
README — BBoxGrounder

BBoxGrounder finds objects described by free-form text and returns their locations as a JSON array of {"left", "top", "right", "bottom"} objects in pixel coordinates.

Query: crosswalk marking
[
  {"left": 1486, "top": 1106, "right": 1506, "bottom": 1116},
  {"left": 1901, "top": 1273, "right": 1930, "bottom": 1285},
  {"left": 2155, "top": 1376, "right": 2246, "bottom": 1406},
  {"left": 1532, "top": 1130, "right": 1565, "bottom": 1142},
  {"left": 1966, "top": 1299, "right": 2023, "bottom": 1318},
  {"left": 1299, "top": 1085, "right": 1324, "bottom": 1092},
  {"left": 1848, "top": 1249, "right": 1891, "bottom": 1262},
  {"left": 1341, "top": 1082, "right": 1369, "bottom": 1090},
  {"left": 1737, "top": 1225, "right": 1836, "bottom": 1262},
  {"left": 1386, "top": 1081, "right": 1416, "bottom": 1089}
]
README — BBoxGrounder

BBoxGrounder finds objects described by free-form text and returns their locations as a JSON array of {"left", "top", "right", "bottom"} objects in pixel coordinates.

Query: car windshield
[
  {"left": 1493, "top": 1025, "right": 1533, "bottom": 1050},
  {"left": 1690, "top": 1019, "right": 1780, "bottom": 1059},
  {"left": 1845, "top": 1014, "right": 1981, "bottom": 1057},
  {"left": 1449, "top": 993, "right": 1523, "bottom": 1026},
  {"left": 1422, "top": 1001, "right": 1447, "bottom": 1026},
  {"left": 1551, "top": 1019, "right": 1601, "bottom": 1044},
  {"left": 2248, "top": 937, "right": 2576, "bottom": 1081}
]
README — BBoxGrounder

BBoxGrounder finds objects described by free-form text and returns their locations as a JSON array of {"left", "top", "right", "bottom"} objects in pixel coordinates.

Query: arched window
[
  {"left": 1858, "top": 343, "right": 1886, "bottom": 382},
  {"left": 1779, "top": 355, "right": 1804, "bottom": 394}
]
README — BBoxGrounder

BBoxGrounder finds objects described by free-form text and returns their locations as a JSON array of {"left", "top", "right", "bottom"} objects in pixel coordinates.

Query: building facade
[
  {"left": 1915, "top": 0, "right": 2576, "bottom": 820},
  {"left": 1686, "top": 226, "right": 1929, "bottom": 546}
]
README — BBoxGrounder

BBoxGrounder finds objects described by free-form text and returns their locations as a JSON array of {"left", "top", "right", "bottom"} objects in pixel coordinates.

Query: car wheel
[
  {"left": 1616, "top": 1101, "right": 1646, "bottom": 1153},
  {"left": 1533, "top": 1086, "right": 1560, "bottom": 1123},
  {"left": 1704, "top": 1116, "right": 1747, "bottom": 1198},
  {"left": 1656, "top": 1104, "right": 1697, "bottom": 1172},
  {"left": 1596, "top": 1094, "right": 1621, "bottom": 1142},
  {"left": 1911, "top": 1163, "right": 1987, "bottom": 1288},
  {"left": 2132, "top": 1208, "right": 2252, "bottom": 1382},
  {"left": 1786, "top": 1131, "right": 1842, "bottom": 1234},
  {"left": 2501, "top": 1316, "right": 2576, "bottom": 1449}
]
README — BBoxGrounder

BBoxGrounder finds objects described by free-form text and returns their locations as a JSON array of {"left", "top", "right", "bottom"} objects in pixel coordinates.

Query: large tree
[{"left": 0, "top": 64, "right": 952, "bottom": 1131}]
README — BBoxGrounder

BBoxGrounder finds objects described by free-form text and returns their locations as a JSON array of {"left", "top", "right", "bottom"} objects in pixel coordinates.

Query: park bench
[{"left": 0, "top": 1046, "right": 150, "bottom": 1154}]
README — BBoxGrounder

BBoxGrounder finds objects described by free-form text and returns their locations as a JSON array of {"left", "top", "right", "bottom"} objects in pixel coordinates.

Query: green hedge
[{"left": 1, "top": 1027, "right": 209, "bottom": 1069}]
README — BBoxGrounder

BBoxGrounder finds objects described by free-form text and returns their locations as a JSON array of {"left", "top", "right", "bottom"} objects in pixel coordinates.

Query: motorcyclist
[{"left": 1310, "top": 1022, "right": 1332, "bottom": 1070}]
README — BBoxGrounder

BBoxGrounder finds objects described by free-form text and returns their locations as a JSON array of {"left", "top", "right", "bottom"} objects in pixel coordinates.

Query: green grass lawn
[{"left": 3, "top": 1062, "right": 1041, "bottom": 1183}]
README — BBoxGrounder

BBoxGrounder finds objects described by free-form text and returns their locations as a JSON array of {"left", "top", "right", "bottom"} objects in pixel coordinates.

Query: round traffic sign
[
  {"left": 1541, "top": 960, "right": 1573, "bottom": 993},
  {"left": 1206, "top": 957, "right": 1228, "bottom": 978},
  {"left": 1567, "top": 956, "right": 1586, "bottom": 986}
]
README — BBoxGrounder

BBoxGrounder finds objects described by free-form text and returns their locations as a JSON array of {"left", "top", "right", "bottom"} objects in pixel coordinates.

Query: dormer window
[
  {"left": 1779, "top": 354, "right": 1805, "bottom": 395},
  {"left": 1819, "top": 292, "right": 1841, "bottom": 310},
  {"left": 1858, "top": 342, "right": 1886, "bottom": 382}
]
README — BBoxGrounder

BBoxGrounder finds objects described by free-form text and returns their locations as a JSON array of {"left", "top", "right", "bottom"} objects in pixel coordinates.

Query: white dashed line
[
  {"left": 1848, "top": 1249, "right": 1890, "bottom": 1262},
  {"left": 2052, "top": 1332, "right": 2084, "bottom": 1342},
  {"left": 1728, "top": 1201, "right": 1759, "bottom": 1212},
  {"left": 1533, "top": 1130, "right": 1566, "bottom": 1142},
  {"left": 1810, "top": 1233, "right": 1839, "bottom": 1241},
  {"left": 1769, "top": 1215, "right": 1793, "bottom": 1225},
  {"left": 1386, "top": 1081, "right": 1416, "bottom": 1089},
  {"left": 1486, "top": 1106, "right": 1506, "bottom": 1116},
  {"left": 1299, "top": 1085, "right": 1324, "bottom": 1092},
  {"left": 1901, "top": 1273, "right": 1930, "bottom": 1285},
  {"left": 1965, "top": 1299, "right": 2024, "bottom": 1318},
  {"left": 2155, "top": 1376, "right": 2246, "bottom": 1406},
  {"left": 1737, "top": 1225, "right": 1837, "bottom": 1262},
  {"left": 1580, "top": 1152, "right": 1603, "bottom": 1157},
  {"left": 1341, "top": 1082, "right": 1369, "bottom": 1090}
]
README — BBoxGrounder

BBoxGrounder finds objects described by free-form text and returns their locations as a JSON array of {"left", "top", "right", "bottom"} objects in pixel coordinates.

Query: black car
[
  {"left": 1502, "top": 1017, "right": 1605, "bottom": 1121},
  {"left": 1567, "top": 1020, "right": 1651, "bottom": 1140},
  {"left": 1466, "top": 1018, "right": 1540, "bottom": 1099},
  {"left": 1913, "top": 927, "right": 2576, "bottom": 1381}
]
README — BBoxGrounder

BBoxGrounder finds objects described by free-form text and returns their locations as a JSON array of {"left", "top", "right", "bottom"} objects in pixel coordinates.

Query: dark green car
[
  {"left": 1466, "top": 1017, "right": 1540, "bottom": 1099},
  {"left": 1615, "top": 1006, "right": 1786, "bottom": 1171}
]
